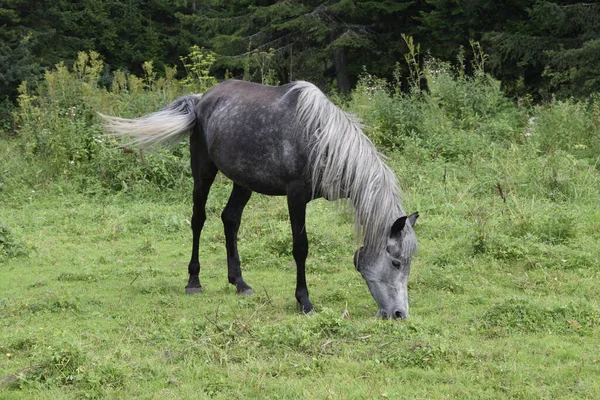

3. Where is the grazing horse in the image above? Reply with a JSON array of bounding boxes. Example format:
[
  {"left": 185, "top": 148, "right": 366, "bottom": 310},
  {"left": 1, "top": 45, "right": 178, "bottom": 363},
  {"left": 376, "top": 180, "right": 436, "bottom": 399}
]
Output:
[{"left": 101, "top": 80, "right": 418, "bottom": 319}]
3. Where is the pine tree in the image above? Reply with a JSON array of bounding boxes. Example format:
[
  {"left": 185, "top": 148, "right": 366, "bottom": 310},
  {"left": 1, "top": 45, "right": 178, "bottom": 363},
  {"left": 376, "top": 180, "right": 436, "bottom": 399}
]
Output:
[
  {"left": 485, "top": 1, "right": 600, "bottom": 98},
  {"left": 184, "top": 0, "right": 414, "bottom": 92},
  {"left": 0, "top": 0, "right": 41, "bottom": 98}
]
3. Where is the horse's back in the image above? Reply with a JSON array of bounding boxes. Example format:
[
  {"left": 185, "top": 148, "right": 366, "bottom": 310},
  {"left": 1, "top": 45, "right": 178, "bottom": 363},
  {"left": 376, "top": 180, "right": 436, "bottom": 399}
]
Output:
[{"left": 196, "top": 80, "right": 310, "bottom": 195}]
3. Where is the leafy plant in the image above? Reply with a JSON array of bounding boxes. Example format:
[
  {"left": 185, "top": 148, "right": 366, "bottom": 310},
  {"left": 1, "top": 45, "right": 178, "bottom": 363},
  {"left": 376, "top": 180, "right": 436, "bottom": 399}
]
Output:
[
  {"left": 180, "top": 45, "right": 218, "bottom": 92},
  {"left": 0, "top": 223, "right": 28, "bottom": 261}
]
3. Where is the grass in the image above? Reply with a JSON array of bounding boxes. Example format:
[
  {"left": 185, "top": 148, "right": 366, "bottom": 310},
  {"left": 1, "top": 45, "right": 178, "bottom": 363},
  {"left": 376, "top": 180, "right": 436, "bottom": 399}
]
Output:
[{"left": 1, "top": 151, "right": 599, "bottom": 398}]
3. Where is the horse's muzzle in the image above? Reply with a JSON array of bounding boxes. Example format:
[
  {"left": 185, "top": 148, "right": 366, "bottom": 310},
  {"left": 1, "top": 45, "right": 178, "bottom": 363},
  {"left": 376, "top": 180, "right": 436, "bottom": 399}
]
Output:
[{"left": 378, "top": 309, "right": 408, "bottom": 320}]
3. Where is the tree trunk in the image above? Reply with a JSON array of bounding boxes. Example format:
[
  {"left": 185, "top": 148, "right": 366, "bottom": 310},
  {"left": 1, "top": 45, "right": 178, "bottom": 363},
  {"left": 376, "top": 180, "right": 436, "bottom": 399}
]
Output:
[{"left": 329, "top": 31, "right": 350, "bottom": 93}]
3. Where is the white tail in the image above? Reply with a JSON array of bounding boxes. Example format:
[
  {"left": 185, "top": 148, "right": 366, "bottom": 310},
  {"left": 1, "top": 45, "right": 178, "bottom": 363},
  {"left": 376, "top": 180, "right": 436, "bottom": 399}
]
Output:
[{"left": 99, "top": 94, "right": 203, "bottom": 149}]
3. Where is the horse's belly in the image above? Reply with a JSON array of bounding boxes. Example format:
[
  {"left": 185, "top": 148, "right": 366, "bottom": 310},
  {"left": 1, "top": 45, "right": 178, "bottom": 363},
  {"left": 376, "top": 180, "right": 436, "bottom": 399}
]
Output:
[
  {"left": 218, "top": 163, "right": 289, "bottom": 195},
  {"left": 209, "top": 136, "right": 306, "bottom": 196}
]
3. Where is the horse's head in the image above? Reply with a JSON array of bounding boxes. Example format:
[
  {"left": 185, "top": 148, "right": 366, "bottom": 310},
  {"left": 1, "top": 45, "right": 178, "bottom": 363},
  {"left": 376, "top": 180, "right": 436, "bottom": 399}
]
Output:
[{"left": 354, "top": 212, "right": 418, "bottom": 319}]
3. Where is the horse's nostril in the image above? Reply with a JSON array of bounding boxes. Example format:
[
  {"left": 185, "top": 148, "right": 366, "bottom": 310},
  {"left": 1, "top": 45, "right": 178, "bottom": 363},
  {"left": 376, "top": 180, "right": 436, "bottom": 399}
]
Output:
[{"left": 394, "top": 310, "right": 405, "bottom": 319}]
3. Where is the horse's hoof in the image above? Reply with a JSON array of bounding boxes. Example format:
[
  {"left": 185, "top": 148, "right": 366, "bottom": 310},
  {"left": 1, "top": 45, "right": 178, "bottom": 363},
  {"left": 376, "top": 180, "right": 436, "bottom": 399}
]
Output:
[
  {"left": 185, "top": 287, "right": 203, "bottom": 295},
  {"left": 299, "top": 301, "right": 314, "bottom": 314},
  {"left": 237, "top": 288, "right": 254, "bottom": 296}
]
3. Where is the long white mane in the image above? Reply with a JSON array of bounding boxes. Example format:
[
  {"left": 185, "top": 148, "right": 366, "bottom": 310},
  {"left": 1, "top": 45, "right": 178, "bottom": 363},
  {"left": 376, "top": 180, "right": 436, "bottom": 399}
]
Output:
[{"left": 291, "top": 81, "right": 406, "bottom": 252}]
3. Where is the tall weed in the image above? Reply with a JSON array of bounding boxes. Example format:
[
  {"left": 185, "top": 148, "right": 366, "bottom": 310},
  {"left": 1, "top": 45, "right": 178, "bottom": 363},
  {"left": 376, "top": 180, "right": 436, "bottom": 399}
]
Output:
[
  {"left": 532, "top": 97, "right": 600, "bottom": 162},
  {"left": 350, "top": 48, "right": 525, "bottom": 160},
  {"left": 10, "top": 49, "right": 217, "bottom": 195}
]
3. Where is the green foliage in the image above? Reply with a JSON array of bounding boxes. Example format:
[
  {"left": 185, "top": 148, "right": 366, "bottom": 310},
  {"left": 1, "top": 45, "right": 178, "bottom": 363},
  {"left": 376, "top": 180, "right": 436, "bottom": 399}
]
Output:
[
  {"left": 0, "top": 0, "right": 197, "bottom": 99},
  {"left": 485, "top": 1, "right": 600, "bottom": 99},
  {"left": 192, "top": 0, "right": 415, "bottom": 91},
  {"left": 349, "top": 43, "right": 523, "bottom": 158},
  {"left": 9, "top": 50, "right": 216, "bottom": 194},
  {"left": 401, "top": 33, "right": 424, "bottom": 93},
  {"left": 179, "top": 45, "right": 218, "bottom": 91},
  {"left": 0, "top": 32, "right": 40, "bottom": 99},
  {"left": 531, "top": 97, "right": 600, "bottom": 161},
  {"left": 4, "top": 344, "right": 125, "bottom": 394},
  {"left": 0, "top": 223, "right": 28, "bottom": 261},
  {"left": 477, "top": 299, "right": 599, "bottom": 335},
  {"left": 2, "top": 0, "right": 600, "bottom": 100},
  {"left": 249, "top": 49, "right": 280, "bottom": 86}
]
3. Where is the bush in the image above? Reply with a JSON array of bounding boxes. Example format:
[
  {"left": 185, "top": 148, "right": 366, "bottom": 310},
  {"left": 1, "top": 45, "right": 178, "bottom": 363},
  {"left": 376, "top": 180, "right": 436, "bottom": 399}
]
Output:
[
  {"left": 349, "top": 53, "right": 526, "bottom": 161},
  {"left": 531, "top": 97, "right": 600, "bottom": 161},
  {"left": 11, "top": 50, "right": 215, "bottom": 194}
]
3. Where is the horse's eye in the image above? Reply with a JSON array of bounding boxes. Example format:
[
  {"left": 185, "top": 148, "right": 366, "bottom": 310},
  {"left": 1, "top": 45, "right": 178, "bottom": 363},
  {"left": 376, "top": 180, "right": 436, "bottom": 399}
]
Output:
[{"left": 391, "top": 260, "right": 401, "bottom": 269}]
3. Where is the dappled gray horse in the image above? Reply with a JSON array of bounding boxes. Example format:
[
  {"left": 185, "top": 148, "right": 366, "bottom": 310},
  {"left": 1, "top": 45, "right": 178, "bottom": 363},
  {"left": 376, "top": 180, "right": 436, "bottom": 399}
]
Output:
[{"left": 101, "top": 80, "right": 418, "bottom": 319}]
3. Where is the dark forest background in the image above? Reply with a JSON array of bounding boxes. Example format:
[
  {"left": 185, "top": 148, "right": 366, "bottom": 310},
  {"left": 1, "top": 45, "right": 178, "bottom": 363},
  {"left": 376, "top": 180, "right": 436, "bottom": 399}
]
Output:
[{"left": 1, "top": 0, "right": 599, "bottom": 101}]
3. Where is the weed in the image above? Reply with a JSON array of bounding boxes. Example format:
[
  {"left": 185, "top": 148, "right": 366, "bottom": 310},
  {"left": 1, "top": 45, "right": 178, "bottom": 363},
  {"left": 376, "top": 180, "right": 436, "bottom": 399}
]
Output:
[
  {"left": 533, "top": 98, "right": 599, "bottom": 159},
  {"left": 5, "top": 344, "right": 125, "bottom": 396},
  {"left": 9, "top": 346, "right": 87, "bottom": 389},
  {"left": 416, "top": 272, "right": 465, "bottom": 294},
  {"left": 384, "top": 342, "right": 456, "bottom": 369},
  {"left": 56, "top": 272, "right": 99, "bottom": 282},
  {"left": 0, "top": 224, "right": 29, "bottom": 261},
  {"left": 476, "top": 299, "right": 599, "bottom": 335}
]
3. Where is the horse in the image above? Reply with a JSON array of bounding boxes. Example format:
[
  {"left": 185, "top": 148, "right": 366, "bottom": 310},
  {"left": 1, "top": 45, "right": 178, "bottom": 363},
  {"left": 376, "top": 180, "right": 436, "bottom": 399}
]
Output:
[{"left": 100, "top": 80, "right": 418, "bottom": 319}]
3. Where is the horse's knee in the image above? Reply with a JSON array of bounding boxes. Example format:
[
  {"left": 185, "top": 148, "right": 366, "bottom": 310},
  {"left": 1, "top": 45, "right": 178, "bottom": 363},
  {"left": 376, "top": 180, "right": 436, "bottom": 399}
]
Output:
[
  {"left": 292, "top": 243, "right": 308, "bottom": 263},
  {"left": 191, "top": 210, "right": 206, "bottom": 230}
]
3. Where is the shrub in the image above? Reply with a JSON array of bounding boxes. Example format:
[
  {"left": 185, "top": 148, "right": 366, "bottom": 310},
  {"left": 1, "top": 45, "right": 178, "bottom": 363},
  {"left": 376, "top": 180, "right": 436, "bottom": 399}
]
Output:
[
  {"left": 532, "top": 97, "right": 600, "bottom": 160},
  {"left": 350, "top": 51, "right": 526, "bottom": 161},
  {"left": 11, "top": 49, "right": 217, "bottom": 194}
]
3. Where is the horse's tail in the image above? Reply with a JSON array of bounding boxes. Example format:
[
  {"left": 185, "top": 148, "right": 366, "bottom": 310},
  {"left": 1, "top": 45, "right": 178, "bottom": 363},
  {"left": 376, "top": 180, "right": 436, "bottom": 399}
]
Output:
[{"left": 99, "top": 94, "right": 203, "bottom": 149}]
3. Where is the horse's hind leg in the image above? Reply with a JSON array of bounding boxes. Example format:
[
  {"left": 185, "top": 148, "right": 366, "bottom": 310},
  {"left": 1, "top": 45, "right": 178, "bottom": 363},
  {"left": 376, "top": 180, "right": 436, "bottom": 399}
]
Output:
[
  {"left": 222, "top": 184, "right": 253, "bottom": 295},
  {"left": 185, "top": 159, "right": 217, "bottom": 294}
]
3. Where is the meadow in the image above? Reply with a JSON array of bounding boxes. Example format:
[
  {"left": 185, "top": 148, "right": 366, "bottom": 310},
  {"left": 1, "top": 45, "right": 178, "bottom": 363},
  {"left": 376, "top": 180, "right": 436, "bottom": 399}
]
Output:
[{"left": 1, "top": 52, "right": 599, "bottom": 398}]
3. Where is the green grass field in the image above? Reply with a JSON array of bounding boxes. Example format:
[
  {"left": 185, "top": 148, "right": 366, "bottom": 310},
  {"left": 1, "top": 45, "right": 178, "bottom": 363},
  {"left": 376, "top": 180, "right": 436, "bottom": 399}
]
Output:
[{"left": 2, "top": 147, "right": 599, "bottom": 398}]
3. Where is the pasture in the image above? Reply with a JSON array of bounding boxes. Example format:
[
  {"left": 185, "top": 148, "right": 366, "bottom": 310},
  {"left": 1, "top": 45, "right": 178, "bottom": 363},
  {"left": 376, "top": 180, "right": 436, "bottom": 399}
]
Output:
[
  {"left": 2, "top": 155, "right": 599, "bottom": 398},
  {"left": 1, "top": 58, "right": 599, "bottom": 398}
]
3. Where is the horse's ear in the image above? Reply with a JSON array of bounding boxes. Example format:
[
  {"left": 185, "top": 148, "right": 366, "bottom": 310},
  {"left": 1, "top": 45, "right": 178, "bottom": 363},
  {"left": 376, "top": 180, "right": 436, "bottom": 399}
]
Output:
[
  {"left": 408, "top": 211, "right": 419, "bottom": 227},
  {"left": 390, "top": 216, "right": 407, "bottom": 238},
  {"left": 390, "top": 212, "right": 418, "bottom": 239}
]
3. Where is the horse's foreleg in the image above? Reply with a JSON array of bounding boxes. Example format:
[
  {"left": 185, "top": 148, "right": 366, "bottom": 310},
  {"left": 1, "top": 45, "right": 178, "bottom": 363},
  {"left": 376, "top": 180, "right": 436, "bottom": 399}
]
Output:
[
  {"left": 222, "top": 184, "right": 253, "bottom": 295},
  {"left": 287, "top": 191, "right": 313, "bottom": 313},
  {"left": 185, "top": 161, "right": 217, "bottom": 294}
]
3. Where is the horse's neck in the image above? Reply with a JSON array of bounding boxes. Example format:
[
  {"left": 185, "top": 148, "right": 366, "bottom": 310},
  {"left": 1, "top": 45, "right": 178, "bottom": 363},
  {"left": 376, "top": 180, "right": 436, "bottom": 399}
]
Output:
[{"left": 353, "top": 172, "right": 404, "bottom": 251}]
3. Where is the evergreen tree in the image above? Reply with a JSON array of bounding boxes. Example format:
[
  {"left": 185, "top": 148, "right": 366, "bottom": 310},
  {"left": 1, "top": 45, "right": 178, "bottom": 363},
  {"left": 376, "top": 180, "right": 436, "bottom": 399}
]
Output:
[
  {"left": 2, "top": 0, "right": 599, "bottom": 100},
  {"left": 0, "top": 0, "right": 197, "bottom": 98},
  {"left": 0, "top": 0, "right": 40, "bottom": 98},
  {"left": 185, "top": 0, "right": 414, "bottom": 92},
  {"left": 419, "top": 0, "right": 534, "bottom": 70},
  {"left": 485, "top": 1, "right": 600, "bottom": 98}
]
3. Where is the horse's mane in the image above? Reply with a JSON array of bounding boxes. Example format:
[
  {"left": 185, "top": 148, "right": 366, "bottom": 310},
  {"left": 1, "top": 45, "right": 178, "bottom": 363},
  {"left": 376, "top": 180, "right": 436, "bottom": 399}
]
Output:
[{"left": 291, "top": 81, "right": 407, "bottom": 252}]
